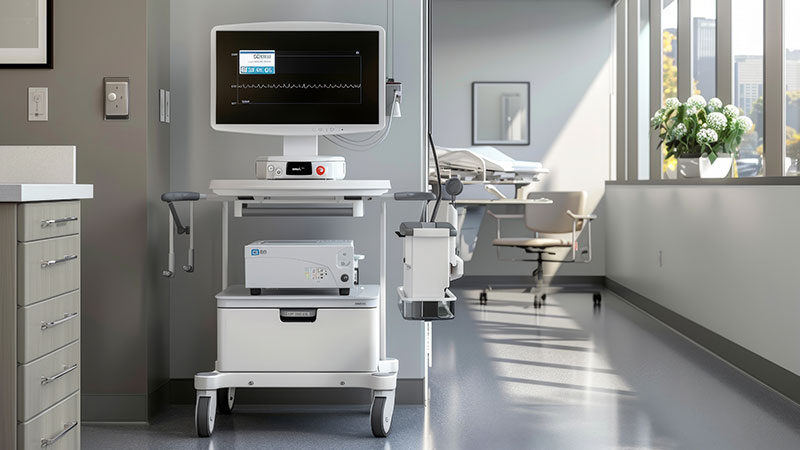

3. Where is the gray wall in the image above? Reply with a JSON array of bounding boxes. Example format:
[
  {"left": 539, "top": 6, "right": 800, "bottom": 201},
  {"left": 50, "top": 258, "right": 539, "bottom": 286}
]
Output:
[
  {"left": 432, "top": 0, "right": 614, "bottom": 276},
  {"left": 605, "top": 185, "right": 800, "bottom": 377},
  {"left": 168, "top": 0, "right": 428, "bottom": 380},
  {"left": 0, "top": 0, "right": 170, "bottom": 421},
  {"left": 146, "top": 0, "right": 171, "bottom": 417}
]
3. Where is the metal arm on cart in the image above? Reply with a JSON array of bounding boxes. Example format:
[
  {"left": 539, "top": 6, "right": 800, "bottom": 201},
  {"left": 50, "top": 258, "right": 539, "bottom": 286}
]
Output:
[{"left": 161, "top": 191, "right": 207, "bottom": 277}]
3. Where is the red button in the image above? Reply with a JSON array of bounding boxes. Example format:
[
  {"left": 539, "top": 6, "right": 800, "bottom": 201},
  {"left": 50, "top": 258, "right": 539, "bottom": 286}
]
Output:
[{"left": 316, "top": 166, "right": 325, "bottom": 175}]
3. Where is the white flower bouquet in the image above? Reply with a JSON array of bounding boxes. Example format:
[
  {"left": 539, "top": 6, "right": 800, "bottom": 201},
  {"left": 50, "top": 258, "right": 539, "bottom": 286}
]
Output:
[{"left": 651, "top": 95, "right": 754, "bottom": 164}]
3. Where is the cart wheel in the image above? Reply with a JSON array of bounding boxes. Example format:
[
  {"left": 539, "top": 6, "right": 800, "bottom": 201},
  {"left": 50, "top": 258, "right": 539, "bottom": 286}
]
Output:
[
  {"left": 195, "top": 394, "right": 216, "bottom": 437},
  {"left": 217, "top": 387, "right": 235, "bottom": 415},
  {"left": 370, "top": 396, "right": 392, "bottom": 437},
  {"left": 479, "top": 291, "right": 487, "bottom": 305},
  {"left": 593, "top": 293, "right": 602, "bottom": 307}
]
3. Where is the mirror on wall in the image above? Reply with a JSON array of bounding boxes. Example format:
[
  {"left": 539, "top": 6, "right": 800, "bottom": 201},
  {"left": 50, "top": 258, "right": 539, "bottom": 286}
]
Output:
[{"left": 472, "top": 82, "right": 530, "bottom": 145}]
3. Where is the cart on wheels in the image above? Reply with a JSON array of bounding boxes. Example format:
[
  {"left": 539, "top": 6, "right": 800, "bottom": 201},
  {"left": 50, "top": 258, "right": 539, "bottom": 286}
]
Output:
[{"left": 165, "top": 180, "right": 399, "bottom": 438}]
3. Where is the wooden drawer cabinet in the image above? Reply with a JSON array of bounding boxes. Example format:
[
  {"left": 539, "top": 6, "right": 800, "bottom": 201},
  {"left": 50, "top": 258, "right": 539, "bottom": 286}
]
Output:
[
  {"left": 18, "top": 341, "right": 80, "bottom": 422},
  {"left": 17, "top": 393, "right": 80, "bottom": 450},
  {"left": 17, "top": 235, "right": 81, "bottom": 307},
  {"left": 2, "top": 201, "right": 84, "bottom": 450},
  {"left": 17, "top": 201, "right": 80, "bottom": 243},
  {"left": 17, "top": 291, "right": 80, "bottom": 364}
]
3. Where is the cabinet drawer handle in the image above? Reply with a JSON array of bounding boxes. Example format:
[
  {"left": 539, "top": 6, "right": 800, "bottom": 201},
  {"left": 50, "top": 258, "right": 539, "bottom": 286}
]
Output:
[
  {"left": 40, "top": 254, "right": 78, "bottom": 268},
  {"left": 41, "top": 216, "right": 78, "bottom": 227},
  {"left": 40, "top": 421, "right": 78, "bottom": 447},
  {"left": 41, "top": 312, "right": 78, "bottom": 330},
  {"left": 41, "top": 363, "right": 78, "bottom": 385}
]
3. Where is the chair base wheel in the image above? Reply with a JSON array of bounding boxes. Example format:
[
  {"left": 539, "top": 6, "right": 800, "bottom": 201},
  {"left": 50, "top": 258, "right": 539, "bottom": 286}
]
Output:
[
  {"left": 479, "top": 291, "right": 488, "bottom": 305},
  {"left": 593, "top": 293, "right": 602, "bottom": 307}
]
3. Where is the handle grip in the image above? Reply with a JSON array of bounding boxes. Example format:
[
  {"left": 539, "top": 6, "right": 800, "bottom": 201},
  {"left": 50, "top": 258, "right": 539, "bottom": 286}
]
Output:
[
  {"left": 41, "top": 312, "right": 78, "bottom": 330},
  {"left": 41, "top": 216, "right": 78, "bottom": 227},
  {"left": 40, "top": 255, "right": 78, "bottom": 268},
  {"left": 41, "top": 421, "right": 78, "bottom": 447},
  {"left": 41, "top": 364, "right": 78, "bottom": 385}
]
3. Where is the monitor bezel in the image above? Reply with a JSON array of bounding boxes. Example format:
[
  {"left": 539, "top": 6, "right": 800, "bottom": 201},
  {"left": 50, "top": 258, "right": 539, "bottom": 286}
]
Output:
[{"left": 210, "top": 22, "right": 386, "bottom": 136}]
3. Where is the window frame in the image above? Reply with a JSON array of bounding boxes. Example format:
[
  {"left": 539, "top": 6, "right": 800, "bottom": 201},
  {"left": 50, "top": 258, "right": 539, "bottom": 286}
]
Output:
[{"left": 615, "top": 0, "right": 789, "bottom": 181}]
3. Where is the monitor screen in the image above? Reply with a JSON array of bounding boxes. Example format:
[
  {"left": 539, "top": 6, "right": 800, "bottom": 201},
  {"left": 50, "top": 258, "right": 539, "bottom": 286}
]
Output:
[{"left": 215, "top": 30, "right": 380, "bottom": 125}]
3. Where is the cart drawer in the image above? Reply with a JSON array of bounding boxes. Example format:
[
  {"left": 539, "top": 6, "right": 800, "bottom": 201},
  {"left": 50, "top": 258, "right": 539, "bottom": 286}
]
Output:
[
  {"left": 18, "top": 235, "right": 80, "bottom": 306},
  {"left": 217, "top": 307, "right": 379, "bottom": 372},
  {"left": 17, "top": 392, "right": 79, "bottom": 450},
  {"left": 17, "top": 201, "right": 80, "bottom": 242},
  {"left": 18, "top": 341, "right": 80, "bottom": 422},
  {"left": 18, "top": 291, "right": 80, "bottom": 364}
]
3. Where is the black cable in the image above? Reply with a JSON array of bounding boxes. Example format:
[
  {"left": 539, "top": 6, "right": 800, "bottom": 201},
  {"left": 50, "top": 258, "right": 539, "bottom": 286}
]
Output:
[{"left": 428, "top": 132, "right": 443, "bottom": 222}]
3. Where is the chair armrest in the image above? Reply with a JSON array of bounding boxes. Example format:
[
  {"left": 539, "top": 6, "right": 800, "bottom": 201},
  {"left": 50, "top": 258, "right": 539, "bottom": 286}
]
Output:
[{"left": 567, "top": 210, "right": 597, "bottom": 221}]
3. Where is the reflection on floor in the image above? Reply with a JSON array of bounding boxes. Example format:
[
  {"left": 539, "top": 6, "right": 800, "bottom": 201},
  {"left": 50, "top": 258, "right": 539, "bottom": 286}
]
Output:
[{"left": 83, "top": 288, "right": 800, "bottom": 450}]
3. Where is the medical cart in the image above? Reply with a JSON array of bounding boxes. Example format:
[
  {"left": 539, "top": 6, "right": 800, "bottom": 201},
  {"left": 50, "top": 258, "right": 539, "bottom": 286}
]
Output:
[{"left": 190, "top": 179, "right": 398, "bottom": 438}]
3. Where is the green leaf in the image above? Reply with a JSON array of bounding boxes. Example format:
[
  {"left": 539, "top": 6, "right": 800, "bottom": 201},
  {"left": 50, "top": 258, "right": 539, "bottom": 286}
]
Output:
[{"left": 708, "top": 151, "right": 717, "bottom": 164}]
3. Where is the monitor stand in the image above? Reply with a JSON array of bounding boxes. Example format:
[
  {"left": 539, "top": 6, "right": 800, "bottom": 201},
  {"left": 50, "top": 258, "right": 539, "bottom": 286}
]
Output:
[{"left": 256, "top": 136, "right": 346, "bottom": 180}]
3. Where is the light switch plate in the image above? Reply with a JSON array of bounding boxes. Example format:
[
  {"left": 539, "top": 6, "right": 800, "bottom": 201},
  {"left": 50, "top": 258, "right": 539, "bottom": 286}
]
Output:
[
  {"left": 28, "top": 87, "right": 48, "bottom": 121},
  {"left": 165, "top": 90, "right": 170, "bottom": 123},
  {"left": 159, "top": 89, "right": 166, "bottom": 122},
  {"left": 104, "top": 77, "right": 130, "bottom": 119}
]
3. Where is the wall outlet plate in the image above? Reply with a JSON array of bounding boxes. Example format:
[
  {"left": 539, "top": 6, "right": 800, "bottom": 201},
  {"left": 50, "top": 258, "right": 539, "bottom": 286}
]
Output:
[
  {"left": 28, "top": 87, "right": 48, "bottom": 121},
  {"left": 104, "top": 77, "right": 130, "bottom": 120}
]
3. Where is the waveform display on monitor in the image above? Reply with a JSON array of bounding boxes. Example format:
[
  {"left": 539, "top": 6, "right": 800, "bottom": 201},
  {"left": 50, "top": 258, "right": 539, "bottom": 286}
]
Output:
[
  {"left": 233, "top": 83, "right": 363, "bottom": 90},
  {"left": 231, "top": 51, "right": 363, "bottom": 105}
]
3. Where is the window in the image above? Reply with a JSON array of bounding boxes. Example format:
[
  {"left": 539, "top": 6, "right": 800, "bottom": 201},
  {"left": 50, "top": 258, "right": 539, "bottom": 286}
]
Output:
[
  {"left": 732, "top": 0, "right": 764, "bottom": 177},
  {"left": 692, "top": 0, "right": 716, "bottom": 98},
  {"left": 786, "top": 0, "right": 800, "bottom": 175},
  {"left": 662, "top": 0, "right": 678, "bottom": 178},
  {"left": 639, "top": 0, "right": 651, "bottom": 179},
  {"left": 617, "top": 0, "right": 800, "bottom": 180}
]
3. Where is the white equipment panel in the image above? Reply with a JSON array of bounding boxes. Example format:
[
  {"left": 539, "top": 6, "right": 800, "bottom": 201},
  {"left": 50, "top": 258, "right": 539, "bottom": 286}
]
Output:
[{"left": 245, "top": 240, "right": 356, "bottom": 291}]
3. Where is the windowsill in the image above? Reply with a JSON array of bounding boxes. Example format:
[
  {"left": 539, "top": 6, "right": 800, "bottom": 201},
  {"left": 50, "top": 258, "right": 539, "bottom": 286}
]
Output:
[{"left": 606, "top": 177, "right": 800, "bottom": 186}]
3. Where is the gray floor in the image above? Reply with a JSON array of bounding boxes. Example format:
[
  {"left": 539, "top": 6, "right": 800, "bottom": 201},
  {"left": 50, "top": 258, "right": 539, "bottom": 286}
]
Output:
[{"left": 83, "top": 288, "right": 800, "bottom": 449}]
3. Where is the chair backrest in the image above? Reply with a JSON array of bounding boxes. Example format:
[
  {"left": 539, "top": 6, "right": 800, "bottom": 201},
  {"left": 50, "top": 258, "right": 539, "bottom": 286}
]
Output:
[{"left": 524, "top": 191, "right": 587, "bottom": 234}]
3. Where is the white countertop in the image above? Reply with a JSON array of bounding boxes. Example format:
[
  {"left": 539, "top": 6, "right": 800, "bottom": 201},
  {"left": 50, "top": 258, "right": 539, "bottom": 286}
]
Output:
[{"left": 0, "top": 184, "right": 94, "bottom": 202}]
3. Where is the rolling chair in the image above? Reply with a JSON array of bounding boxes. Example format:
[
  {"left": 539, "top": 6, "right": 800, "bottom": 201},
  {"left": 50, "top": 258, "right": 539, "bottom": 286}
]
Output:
[{"left": 479, "top": 191, "right": 601, "bottom": 308}]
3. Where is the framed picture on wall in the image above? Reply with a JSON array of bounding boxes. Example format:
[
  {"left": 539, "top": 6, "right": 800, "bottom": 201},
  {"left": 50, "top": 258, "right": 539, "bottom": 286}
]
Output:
[
  {"left": 472, "top": 81, "right": 530, "bottom": 146},
  {"left": 0, "top": 0, "right": 53, "bottom": 68}
]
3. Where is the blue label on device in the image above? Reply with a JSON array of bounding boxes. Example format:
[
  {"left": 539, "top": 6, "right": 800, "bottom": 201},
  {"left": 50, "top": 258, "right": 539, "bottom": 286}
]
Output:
[{"left": 239, "top": 50, "right": 275, "bottom": 75}]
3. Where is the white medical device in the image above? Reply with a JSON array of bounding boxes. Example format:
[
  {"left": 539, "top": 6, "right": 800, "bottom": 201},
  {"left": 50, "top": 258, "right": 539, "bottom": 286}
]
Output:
[
  {"left": 244, "top": 240, "right": 359, "bottom": 295},
  {"left": 394, "top": 135, "right": 464, "bottom": 321},
  {"left": 255, "top": 157, "right": 346, "bottom": 180},
  {"left": 210, "top": 21, "right": 386, "bottom": 179}
]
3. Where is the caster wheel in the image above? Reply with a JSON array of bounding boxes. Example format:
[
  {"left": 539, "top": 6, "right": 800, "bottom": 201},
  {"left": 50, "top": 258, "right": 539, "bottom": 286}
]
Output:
[
  {"left": 479, "top": 291, "right": 487, "bottom": 305},
  {"left": 217, "top": 387, "right": 235, "bottom": 415},
  {"left": 195, "top": 394, "right": 216, "bottom": 437},
  {"left": 541, "top": 294, "right": 547, "bottom": 302},
  {"left": 593, "top": 293, "right": 602, "bottom": 306},
  {"left": 533, "top": 297, "right": 542, "bottom": 309},
  {"left": 370, "top": 394, "right": 394, "bottom": 437}
]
